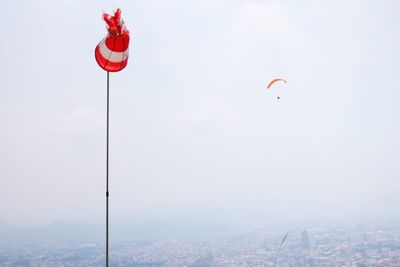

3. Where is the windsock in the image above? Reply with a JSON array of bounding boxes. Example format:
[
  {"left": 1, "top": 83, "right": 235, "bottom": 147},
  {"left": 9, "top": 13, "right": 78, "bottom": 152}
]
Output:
[{"left": 95, "top": 8, "right": 130, "bottom": 72}]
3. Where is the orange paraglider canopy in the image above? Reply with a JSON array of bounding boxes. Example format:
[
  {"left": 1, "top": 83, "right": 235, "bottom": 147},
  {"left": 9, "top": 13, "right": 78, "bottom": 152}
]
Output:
[{"left": 267, "top": 78, "right": 287, "bottom": 89}]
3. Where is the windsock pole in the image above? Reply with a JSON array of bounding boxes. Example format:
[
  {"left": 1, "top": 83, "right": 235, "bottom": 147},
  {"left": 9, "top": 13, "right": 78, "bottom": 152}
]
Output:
[
  {"left": 106, "top": 71, "right": 110, "bottom": 267},
  {"left": 95, "top": 8, "right": 130, "bottom": 266}
]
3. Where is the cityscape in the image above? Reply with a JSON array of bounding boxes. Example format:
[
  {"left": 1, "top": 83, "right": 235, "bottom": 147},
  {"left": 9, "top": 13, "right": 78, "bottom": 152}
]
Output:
[
  {"left": 2, "top": 1, "right": 400, "bottom": 267},
  {"left": 1, "top": 221, "right": 400, "bottom": 266}
]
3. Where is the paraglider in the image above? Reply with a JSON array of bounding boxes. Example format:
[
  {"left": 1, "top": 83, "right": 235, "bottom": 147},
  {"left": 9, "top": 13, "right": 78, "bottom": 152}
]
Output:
[
  {"left": 266, "top": 78, "right": 287, "bottom": 99},
  {"left": 267, "top": 78, "right": 287, "bottom": 89}
]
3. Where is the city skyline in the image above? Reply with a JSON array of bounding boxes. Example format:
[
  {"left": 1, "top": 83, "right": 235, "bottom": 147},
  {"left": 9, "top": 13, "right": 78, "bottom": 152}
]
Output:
[{"left": 1, "top": 220, "right": 400, "bottom": 266}]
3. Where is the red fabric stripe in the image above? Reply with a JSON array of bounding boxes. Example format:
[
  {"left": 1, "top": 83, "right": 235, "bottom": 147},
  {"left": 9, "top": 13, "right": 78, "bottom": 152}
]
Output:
[
  {"left": 95, "top": 46, "right": 128, "bottom": 72},
  {"left": 105, "top": 34, "right": 130, "bottom": 52}
]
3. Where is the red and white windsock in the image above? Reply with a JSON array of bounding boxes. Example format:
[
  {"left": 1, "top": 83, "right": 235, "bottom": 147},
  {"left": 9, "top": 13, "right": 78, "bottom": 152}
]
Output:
[{"left": 95, "top": 8, "right": 130, "bottom": 72}]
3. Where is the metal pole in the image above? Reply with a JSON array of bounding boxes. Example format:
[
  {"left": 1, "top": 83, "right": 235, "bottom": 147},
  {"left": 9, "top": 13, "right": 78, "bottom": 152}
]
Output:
[{"left": 106, "top": 71, "right": 110, "bottom": 267}]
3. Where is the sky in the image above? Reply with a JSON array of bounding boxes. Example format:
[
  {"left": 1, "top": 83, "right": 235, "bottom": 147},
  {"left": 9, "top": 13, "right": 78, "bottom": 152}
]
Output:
[{"left": 1, "top": 0, "right": 400, "bottom": 226}]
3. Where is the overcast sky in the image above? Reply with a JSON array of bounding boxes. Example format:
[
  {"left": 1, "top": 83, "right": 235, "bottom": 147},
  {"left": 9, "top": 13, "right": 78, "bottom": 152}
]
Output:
[{"left": 1, "top": 0, "right": 400, "bottom": 225}]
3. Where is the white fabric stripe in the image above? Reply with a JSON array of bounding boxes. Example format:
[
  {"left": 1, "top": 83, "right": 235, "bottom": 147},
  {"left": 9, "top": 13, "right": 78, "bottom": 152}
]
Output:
[{"left": 98, "top": 38, "right": 129, "bottom": 63}]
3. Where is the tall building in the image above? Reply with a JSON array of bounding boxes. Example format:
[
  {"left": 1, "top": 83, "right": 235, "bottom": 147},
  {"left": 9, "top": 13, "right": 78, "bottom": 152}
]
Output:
[{"left": 301, "top": 230, "right": 311, "bottom": 249}]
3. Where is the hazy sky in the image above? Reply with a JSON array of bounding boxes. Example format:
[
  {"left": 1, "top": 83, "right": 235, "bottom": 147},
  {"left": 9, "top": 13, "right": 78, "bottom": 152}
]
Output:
[{"left": 1, "top": 0, "right": 400, "bottom": 225}]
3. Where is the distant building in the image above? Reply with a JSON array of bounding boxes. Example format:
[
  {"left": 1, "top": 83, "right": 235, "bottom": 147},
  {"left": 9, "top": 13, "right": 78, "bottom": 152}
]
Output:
[{"left": 301, "top": 230, "right": 311, "bottom": 249}]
